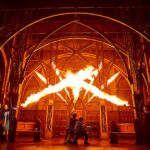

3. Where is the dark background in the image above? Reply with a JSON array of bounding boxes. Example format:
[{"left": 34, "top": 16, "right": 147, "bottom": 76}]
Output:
[{"left": 0, "top": 0, "right": 150, "bottom": 9}]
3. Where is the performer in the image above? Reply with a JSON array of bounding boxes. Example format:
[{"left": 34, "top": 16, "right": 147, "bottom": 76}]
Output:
[
  {"left": 0, "top": 103, "right": 4, "bottom": 141},
  {"left": 2, "top": 104, "right": 10, "bottom": 141},
  {"left": 64, "top": 112, "right": 77, "bottom": 144},
  {"left": 143, "top": 101, "right": 150, "bottom": 144},
  {"left": 71, "top": 117, "right": 89, "bottom": 145}
]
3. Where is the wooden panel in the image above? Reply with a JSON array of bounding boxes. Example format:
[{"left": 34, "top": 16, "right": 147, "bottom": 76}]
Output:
[
  {"left": 86, "top": 102, "right": 99, "bottom": 111},
  {"left": 118, "top": 123, "right": 135, "bottom": 132},
  {"left": 119, "top": 111, "right": 134, "bottom": 123},
  {"left": 16, "top": 122, "right": 35, "bottom": 131},
  {"left": 52, "top": 110, "right": 67, "bottom": 136},
  {"left": 107, "top": 110, "right": 134, "bottom": 132},
  {"left": 86, "top": 110, "right": 100, "bottom": 137}
]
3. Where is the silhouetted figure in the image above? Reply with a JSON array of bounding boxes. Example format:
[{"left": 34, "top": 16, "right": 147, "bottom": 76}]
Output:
[
  {"left": 134, "top": 118, "right": 143, "bottom": 145},
  {"left": 143, "top": 103, "right": 150, "bottom": 145},
  {"left": 1, "top": 104, "right": 10, "bottom": 142},
  {"left": 0, "top": 104, "right": 4, "bottom": 142},
  {"left": 110, "top": 121, "right": 119, "bottom": 144},
  {"left": 0, "top": 123, "right": 4, "bottom": 142},
  {"left": 8, "top": 117, "right": 17, "bottom": 143},
  {"left": 64, "top": 112, "right": 77, "bottom": 144},
  {"left": 71, "top": 117, "right": 89, "bottom": 145},
  {"left": 33, "top": 119, "right": 41, "bottom": 142}
]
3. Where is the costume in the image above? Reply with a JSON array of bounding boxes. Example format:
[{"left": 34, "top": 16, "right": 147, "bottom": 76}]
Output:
[
  {"left": 64, "top": 113, "right": 77, "bottom": 144},
  {"left": 0, "top": 109, "right": 4, "bottom": 141},
  {"left": 1, "top": 105, "right": 10, "bottom": 141},
  {"left": 71, "top": 117, "right": 89, "bottom": 145}
]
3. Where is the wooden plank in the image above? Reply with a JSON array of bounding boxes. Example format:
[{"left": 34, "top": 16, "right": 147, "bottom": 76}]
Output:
[
  {"left": 16, "top": 122, "right": 35, "bottom": 132},
  {"left": 117, "top": 123, "right": 135, "bottom": 132}
]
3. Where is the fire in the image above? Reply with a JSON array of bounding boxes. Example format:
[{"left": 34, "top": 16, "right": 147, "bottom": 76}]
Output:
[
  {"left": 52, "top": 61, "right": 71, "bottom": 99},
  {"left": 83, "top": 62, "right": 102, "bottom": 99},
  {"left": 35, "top": 71, "right": 47, "bottom": 84},
  {"left": 21, "top": 66, "right": 128, "bottom": 107},
  {"left": 35, "top": 71, "right": 67, "bottom": 103},
  {"left": 101, "top": 72, "right": 120, "bottom": 89},
  {"left": 88, "top": 72, "right": 120, "bottom": 103}
]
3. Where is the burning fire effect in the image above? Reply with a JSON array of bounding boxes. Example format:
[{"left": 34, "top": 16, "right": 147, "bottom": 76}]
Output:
[
  {"left": 21, "top": 65, "right": 128, "bottom": 107},
  {"left": 35, "top": 71, "right": 47, "bottom": 84}
]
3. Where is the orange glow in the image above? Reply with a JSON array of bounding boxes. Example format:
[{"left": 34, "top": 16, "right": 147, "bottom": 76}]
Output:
[{"left": 21, "top": 66, "right": 128, "bottom": 107}]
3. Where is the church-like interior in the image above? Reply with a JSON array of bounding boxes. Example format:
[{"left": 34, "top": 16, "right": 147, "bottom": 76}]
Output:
[{"left": 0, "top": 0, "right": 150, "bottom": 147}]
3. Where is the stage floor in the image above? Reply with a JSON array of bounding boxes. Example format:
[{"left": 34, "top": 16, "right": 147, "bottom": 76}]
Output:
[{"left": 0, "top": 137, "right": 150, "bottom": 150}]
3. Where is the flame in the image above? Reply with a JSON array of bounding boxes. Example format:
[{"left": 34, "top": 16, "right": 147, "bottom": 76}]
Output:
[
  {"left": 67, "top": 66, "right": 98, "bottom": 103},
  {"left": 83, "top": 62, "right": 102, "bottom": 99},
  {"left": 35, "top": 71, "right": 67, "bottom": 103},
  {"left": 107, "top": 72, "right": 120, "bottom": 86},
  {"left": 35, "top": 71, "right": 47, "bottom": 84},
  {"left": 88, "top": 72, "right": 120, "bottom": 103},
  {"left": 55, "top": 92, "right": 67, "bottom": 103},
  {"left": 81, "top": 81, "right": 128, "bottom": 106},
  {"left": 52, "top": 61, "right": 71, "bottom": 99},
  {"left": 21, "top": 66, "right": 128, "bottom": 107},
  {"left": 101, "top": 72, "right": 120, "bottom": 89}
]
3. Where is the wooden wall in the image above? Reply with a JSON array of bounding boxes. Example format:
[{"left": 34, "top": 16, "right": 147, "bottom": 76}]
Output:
[
  {"left": 107, "top": 110, "right": 134, "bottom": 131},
  {"left": 52, "top": 110, "right": 67, "bottom": 136},
  {"left": 18, "top": 103, "right": 135, "bottom": 138},
  {"left": 18, "top": 109, "right": 46, "bottom": 136}
]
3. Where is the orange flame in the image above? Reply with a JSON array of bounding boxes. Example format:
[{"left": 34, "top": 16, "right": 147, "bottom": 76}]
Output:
[
  {"left": 21, "top": 66, "right": 128, "bottom": 107},
  {"left": 88, "top": 72, "right": 120, "bottom": 103},
  {"left": 83, "top": 62, "right": 102, "bottom": 99},
  {"left": 101, "top": 72, "right": 120, "bottom": 89},
  {"left": 52, "top": 61, "right": 71, "bottom": 99},
  {"left": 35, "top": 71, "right": 47, "bottom": 84},
  {"left": 35, "top": 71, "right": 67, "bottom": 103}
]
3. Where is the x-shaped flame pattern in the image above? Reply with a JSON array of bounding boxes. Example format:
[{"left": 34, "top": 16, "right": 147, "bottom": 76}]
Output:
[{"left": 21, "top": 62, "right": 128, "bottom": 107}]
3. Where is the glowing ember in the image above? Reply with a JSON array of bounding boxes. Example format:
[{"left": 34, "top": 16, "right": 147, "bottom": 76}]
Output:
[{"left": 21, "top": 66, "right": 128, "bottom": 107}]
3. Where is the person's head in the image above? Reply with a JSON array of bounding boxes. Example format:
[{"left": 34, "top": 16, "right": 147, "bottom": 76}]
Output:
[
  {"left": 79, "top": 117, "right": 83, "bottom": 122},
  {"left": 72, "top": 112, "right": 77, "bottom": 118}
]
